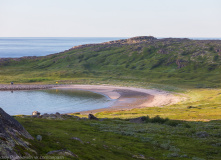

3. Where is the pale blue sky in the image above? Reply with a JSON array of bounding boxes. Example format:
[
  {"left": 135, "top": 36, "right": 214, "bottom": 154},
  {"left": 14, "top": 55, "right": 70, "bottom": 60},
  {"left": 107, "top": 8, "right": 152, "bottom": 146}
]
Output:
[{"left": 0, "top": 0, "right": 220, "bottom": 37}]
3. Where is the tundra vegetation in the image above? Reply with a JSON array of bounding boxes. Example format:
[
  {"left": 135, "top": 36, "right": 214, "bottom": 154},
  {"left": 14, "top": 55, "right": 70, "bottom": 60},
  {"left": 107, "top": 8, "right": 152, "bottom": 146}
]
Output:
[{"left": 0, "top": 37, "right": 221, "bottom": 159}]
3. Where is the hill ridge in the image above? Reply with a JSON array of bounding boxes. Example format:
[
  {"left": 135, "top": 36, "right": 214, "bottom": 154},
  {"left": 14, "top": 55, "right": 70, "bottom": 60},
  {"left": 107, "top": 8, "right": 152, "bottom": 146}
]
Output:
[{"left": 0, "top": 36, "right": 221, "bottom": 87}]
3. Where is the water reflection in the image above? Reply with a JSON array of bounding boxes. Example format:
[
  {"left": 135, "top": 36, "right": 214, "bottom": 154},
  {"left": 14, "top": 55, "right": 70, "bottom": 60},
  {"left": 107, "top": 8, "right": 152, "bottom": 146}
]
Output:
[
  {"left": 0, "top": 89, "right": 114, "bottom": 115},
  {"left": 44, "top": 89, "right": 104, "bottom": 99}
]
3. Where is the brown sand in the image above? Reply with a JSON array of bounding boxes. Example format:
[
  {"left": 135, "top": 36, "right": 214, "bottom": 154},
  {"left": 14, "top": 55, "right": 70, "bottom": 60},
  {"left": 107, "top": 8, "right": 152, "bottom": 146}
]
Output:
[{"left": 54, "top": 85, "right": 182, "bottom": 115}]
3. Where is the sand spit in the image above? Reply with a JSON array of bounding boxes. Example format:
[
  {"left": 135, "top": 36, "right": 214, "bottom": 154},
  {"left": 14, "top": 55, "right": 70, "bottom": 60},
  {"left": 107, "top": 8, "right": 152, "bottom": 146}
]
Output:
[{"left": 55, "top": 85, "right": 182, "bottom": 114}]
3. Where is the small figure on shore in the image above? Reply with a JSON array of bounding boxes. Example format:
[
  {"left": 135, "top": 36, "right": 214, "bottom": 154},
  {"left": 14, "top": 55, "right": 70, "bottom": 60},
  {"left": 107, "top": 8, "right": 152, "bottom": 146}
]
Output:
[{"left": 11, "top": 82, "right": 13, "bottom": 85}]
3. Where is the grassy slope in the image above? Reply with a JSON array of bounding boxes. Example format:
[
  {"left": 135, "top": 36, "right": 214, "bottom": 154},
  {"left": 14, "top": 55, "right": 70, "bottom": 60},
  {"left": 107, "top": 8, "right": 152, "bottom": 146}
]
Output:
[
  {"left": 15, "top": 116, "right": 221, "bottom": 160},
  {"left": 0, "top": 36, "right": 221, "bottom": 88}
]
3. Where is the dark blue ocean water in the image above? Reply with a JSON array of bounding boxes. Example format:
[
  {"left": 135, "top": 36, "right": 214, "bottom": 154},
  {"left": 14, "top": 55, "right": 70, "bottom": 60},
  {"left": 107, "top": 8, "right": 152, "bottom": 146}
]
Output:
[{"left": 0, "top": 37, "right": 125, "bottom": 58}]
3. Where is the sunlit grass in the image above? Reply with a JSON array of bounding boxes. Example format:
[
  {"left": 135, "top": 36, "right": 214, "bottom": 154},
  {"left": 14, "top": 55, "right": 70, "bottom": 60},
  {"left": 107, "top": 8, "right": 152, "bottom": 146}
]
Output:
[{"left": 95, "top": 89, "right": 221, "bottom": 121}]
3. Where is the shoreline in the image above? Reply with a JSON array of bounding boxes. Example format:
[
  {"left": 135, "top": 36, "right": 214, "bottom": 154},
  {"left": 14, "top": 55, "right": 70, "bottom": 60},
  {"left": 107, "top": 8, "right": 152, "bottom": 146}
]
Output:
[
  {"left": 54, "top": 85, "right": 181, "bottom": 115},
  {"left": 0, "top": 84, "right": 182, "bottom": 115},
  {"left": 0, "top": 84, "right": 57, "bottom": 90}
]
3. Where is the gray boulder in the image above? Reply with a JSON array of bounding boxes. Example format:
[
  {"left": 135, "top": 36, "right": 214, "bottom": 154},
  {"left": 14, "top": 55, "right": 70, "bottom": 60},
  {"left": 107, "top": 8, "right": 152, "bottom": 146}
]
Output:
[
  {"left": 36, "top": 135, "right": 42, "bottom": 141},
  {"left": 88, "top": 114, "right": 99, "bottom": 120},
  {"left": 196, "top": 131, "right": 209, "bottom": 138},
  {"left": 0, "top": 108, "right": 36, "bottom": 158},
  {"left": 42, "top": 113, "right": 49, "bottom": 118},
  {"left": 47, "top": 149, "right": 78, "bottom": 158},
  {"left": 71, "top": 137, "right": 83, "bottom": 144}
]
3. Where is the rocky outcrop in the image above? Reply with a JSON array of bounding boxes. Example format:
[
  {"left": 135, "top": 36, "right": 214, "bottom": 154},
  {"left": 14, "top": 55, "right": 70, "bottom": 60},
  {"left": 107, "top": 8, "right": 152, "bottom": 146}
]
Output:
[
  {"left": 0, "top": 108, "right": 36, "bottom": 159},
  {"left": 31, "top": 112, "right": 79, "bottom": 120},
  {"left": 127, "top": 36, "right": 157, "bottom": 43},
  {"left": 72, "top": 36, "right": 157, "bottom": 50}
]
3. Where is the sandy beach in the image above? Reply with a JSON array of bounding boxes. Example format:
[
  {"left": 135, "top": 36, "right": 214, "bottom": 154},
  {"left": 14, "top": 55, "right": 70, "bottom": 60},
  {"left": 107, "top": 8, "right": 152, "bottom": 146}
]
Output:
[
  {"left": 0, "top": 84, "right": 182, "bottom": 114},
  {"left": 55, "top": 85, "right": 182, "bottom": 114}
]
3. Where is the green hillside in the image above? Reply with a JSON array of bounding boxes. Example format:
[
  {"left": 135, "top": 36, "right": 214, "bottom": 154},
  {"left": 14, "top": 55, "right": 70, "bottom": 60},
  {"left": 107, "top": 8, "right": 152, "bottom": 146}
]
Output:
[{"left": 1, "top": 36, "right": 221, "bottom": 87}]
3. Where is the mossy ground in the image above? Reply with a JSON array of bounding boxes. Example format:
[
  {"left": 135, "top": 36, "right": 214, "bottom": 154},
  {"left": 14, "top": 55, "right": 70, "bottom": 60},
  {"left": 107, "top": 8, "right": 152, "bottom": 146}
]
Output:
[{"left": 15, "top": 116, "right": 221, "bottom": 160}]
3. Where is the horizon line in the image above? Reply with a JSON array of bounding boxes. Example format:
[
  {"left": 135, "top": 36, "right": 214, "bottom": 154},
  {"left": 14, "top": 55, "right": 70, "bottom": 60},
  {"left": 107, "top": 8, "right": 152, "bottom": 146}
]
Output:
[{"left": 0, "top": 36, "right": 221, "bottom": 39}]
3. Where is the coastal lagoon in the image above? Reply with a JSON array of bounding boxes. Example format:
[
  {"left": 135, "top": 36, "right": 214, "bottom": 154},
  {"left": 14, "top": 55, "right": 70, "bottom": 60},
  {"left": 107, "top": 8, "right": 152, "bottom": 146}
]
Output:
[{"left": 0, "top": 89, "right": 115, "bottom": 115}]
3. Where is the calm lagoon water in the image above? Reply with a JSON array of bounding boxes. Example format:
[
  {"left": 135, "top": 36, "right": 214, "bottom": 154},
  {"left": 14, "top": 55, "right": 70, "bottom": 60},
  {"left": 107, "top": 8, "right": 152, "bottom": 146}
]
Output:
[{"left": 0, "top": 89, "right": 115, "bottom": 115}]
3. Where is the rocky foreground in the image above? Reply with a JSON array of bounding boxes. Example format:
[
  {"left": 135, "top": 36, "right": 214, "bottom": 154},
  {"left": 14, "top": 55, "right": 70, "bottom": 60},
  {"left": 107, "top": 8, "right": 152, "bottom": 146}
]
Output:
[
  {"left": 0, "top": 107, "right": 97, "bottom": 159},
  {"left": 0, "top": 108, "right": 35, "bottom": 158}
]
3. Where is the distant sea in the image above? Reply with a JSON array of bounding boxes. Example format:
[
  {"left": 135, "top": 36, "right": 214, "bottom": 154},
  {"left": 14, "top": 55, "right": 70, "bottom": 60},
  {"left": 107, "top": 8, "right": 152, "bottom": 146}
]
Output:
[
  {"left": 0, "top": 37, "right": 125, "bottom": 58},
  {"left": 0, "top": 37, "right": 220, "bottom": 58}
]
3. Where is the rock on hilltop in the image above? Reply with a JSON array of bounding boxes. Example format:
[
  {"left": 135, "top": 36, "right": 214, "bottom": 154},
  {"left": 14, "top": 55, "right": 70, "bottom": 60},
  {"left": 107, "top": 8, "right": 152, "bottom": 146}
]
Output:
[{"left": 72, "top": 36, "right": 157, "bottom": 49}]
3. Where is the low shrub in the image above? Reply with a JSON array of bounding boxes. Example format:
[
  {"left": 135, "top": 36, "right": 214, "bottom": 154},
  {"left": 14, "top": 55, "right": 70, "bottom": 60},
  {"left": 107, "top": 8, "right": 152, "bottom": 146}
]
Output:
[
  {"left": 146, "top": 115, "right": 169, "bottom": 124},
  {"left": 164, "top": 120, "right": 180, "bottom": 127},
  {"left": 145, "top": 116, "right": 191, "bottom": 128}
]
